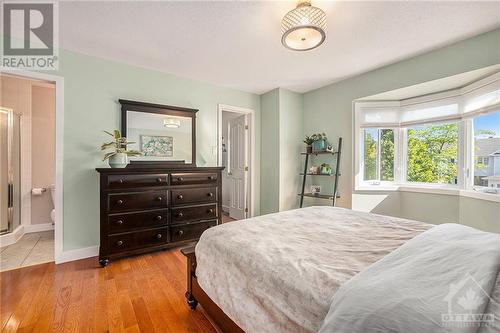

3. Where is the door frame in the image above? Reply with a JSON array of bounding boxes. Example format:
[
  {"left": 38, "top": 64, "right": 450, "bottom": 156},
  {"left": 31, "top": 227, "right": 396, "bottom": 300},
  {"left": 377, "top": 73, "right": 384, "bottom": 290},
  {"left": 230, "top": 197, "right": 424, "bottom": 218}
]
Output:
[
  {"left": 217, "top": 104, "right": 255, "bottom": 218},
  {"left": 1, "top": 69, "right": 64, "bottom": 263}
]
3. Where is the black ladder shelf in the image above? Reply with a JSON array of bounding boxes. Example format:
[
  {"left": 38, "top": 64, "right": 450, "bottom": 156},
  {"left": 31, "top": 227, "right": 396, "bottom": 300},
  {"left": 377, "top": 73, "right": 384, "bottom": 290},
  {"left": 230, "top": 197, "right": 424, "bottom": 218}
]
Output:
[{"left": 299, "top": 137, "right": 343, "bottom": 208}]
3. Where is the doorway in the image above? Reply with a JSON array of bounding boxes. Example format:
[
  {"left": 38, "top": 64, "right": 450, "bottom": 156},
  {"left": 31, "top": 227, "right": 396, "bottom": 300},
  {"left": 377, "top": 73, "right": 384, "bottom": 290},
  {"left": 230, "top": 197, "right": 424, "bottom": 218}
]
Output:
[
  {"left": 218, "top": 104, "right": 255, "bottom": 222},
  {"left": 0, "top": 74, "right": 57, "bottom": 271}
]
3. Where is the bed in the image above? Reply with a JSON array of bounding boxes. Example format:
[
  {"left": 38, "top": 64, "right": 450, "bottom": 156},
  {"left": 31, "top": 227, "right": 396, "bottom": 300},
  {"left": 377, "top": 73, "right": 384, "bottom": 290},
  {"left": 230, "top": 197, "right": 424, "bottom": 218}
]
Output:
[{"left": 181, "top": 206, "right": 500, "bottom": 333}]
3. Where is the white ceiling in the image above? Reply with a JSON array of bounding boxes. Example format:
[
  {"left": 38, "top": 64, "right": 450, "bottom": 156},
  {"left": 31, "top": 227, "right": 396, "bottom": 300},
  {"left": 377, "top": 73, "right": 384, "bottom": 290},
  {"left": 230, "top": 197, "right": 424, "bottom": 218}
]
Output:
[{"left": 59, "top": 1, "right": 500, "bottom": 94}]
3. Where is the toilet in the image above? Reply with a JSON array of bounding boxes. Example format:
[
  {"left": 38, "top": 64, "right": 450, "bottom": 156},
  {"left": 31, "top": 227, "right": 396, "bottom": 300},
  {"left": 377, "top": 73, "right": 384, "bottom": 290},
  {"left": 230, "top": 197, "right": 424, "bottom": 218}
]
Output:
[{"left": 49, "top": 185, "right": 55, "bottom": 223}]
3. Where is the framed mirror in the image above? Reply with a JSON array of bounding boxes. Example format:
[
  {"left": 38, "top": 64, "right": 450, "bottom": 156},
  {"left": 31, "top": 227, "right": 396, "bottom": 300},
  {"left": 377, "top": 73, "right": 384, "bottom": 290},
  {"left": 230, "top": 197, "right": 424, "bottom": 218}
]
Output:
[{"left": 120, "top": 99, "right": 197, "bottom": 167}]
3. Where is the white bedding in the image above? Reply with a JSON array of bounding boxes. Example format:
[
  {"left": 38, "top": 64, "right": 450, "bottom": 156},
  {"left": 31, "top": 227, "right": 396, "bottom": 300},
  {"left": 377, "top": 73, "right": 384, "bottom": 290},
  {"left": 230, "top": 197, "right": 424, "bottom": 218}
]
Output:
[
  {"left": 319, "top": 223, "right": 500, "bottom": 333},
  {"left": 195, "top": 206, "right": 431, "bottom": 333}
]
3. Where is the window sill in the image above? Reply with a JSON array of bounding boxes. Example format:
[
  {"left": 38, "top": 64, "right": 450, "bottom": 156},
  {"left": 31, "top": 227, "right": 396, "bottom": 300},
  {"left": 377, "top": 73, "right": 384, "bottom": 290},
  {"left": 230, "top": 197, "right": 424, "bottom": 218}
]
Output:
[
  {"left": 354, "top": 185, "right": 500, "bottom": 203},
  {"left": 459, "top": 190, "right": 500, "bottom": 203}
]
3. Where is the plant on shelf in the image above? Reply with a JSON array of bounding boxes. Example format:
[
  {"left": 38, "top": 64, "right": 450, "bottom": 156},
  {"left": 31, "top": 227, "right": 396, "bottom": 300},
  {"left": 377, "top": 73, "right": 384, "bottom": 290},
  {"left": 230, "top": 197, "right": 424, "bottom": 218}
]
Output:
[
  {"left": 320, "top": 163, "right": 332, "bottom": 175},
  {"left": 311, "top": 133, "right": 328, "bottom": 152},
  {"left": 303, "top": 135, "right": 315, "bottom": 153},
  {"left": 101, "top": 130, "right": 142, "bottom": 168}
]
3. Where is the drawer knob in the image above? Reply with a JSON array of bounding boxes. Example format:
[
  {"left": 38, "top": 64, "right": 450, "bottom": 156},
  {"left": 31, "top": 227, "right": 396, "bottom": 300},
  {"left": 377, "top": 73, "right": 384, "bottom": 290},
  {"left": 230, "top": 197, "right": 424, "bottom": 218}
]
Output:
[
  {"left": 156, "top": 234, "right": 162, "bottom": 239},
  {"left": 207, "top": 208, "right": 214, "bottom": 214},
  {"left": 155, "top": 215, "right": 162, "bottom": 221},
  {"left": 116, "top": 240, "right": 123, "bottom": 246},
  {"left": 208, "top": 176, "right": 216, "bottom": 180},
  {"left": 156, "top": 196, "right": 163, "bottom": 201},
  {"left": 157, "top": 178, "right": 163, "bottom": 183},
  {"left": 207, "top": 192, "right": 214, "bottom": 197},
  {"left": 116, "top": 199, "right": 123, "bottom": 205},
  {"left": 178, "top": 230, "right": 184, "bottom": 236},
  {"left": 176, "top": 212, "right": 184, "bottom": 218},
  {"left": 177, "top": 177, "right": 184, "bottom": 182},
  {"left": 118, "top": 179, "right": 124, "bottom": 184},
  {"left": 116, "top": 220, "right": 123, "bottom": 225},
  {"left": 177, "top": 194, "right": 183, "bottom": 200}
]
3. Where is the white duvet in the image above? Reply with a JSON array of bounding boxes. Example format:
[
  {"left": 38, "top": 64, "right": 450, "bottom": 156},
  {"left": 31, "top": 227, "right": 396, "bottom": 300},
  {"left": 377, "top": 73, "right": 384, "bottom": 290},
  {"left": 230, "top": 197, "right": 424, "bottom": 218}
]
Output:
[{"left": 195, "top": 206, "right": 431, "bottom": 333}]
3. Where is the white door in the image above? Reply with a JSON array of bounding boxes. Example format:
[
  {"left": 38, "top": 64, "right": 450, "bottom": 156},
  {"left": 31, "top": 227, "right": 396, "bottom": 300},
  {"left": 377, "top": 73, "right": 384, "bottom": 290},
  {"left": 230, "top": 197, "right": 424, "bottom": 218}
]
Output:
[{"left": 227, "top": 115, "right": 247, "bottom": 220}]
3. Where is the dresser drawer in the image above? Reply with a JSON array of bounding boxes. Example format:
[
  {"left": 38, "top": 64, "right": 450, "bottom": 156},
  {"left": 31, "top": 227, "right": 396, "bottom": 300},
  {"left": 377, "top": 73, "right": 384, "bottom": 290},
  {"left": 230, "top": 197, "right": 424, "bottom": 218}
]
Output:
[
  {"left": 108, "top": 209, "right": 169, "bottom": 233},
  {"left": 170, "top": 172, "right": 218, "bottom": 185},
  {"left": 171, "top": 187, "right": 217, "bottom": 205},
  {"left": 171, "top": 204, "right": 217, "bottom": 224},
  {"left": 107, "top": 190, "right": 168, "bottom": 212},
  {"left": 170, "top": 220, "right": 216, "bottom": 242},
  {"left": 107, "top": 174, "right": 168, "bottom": 189},
  {"left": 108, "top": 227, "right": 168, "bottom": 254}
]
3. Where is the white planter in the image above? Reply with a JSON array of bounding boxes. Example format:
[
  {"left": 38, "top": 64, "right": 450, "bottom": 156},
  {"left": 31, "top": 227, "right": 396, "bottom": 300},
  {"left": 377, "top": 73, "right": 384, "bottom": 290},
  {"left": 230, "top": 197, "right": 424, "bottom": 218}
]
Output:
[{"left": 108, "top": 153, "right": 129, "bottom": 168}]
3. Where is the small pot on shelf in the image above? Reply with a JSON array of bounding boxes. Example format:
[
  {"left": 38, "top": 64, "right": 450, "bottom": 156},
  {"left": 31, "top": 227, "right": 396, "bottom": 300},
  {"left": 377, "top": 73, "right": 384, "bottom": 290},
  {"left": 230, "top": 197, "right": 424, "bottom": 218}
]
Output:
[{"left": 306, "top": 145, "right": 313, "bottom": 154}]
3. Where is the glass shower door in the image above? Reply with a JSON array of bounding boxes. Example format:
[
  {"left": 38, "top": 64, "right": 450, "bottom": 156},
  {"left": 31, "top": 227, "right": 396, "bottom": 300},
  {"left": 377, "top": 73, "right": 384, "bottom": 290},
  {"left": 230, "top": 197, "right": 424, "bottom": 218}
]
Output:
[{"left": 0, "top": 107, "right": 21, "bottom": 235}]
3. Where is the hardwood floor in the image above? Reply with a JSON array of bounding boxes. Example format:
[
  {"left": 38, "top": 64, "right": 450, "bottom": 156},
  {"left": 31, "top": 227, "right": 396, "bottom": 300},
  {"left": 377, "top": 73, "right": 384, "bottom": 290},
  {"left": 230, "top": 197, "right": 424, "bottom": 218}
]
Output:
[{"left": 0, "top": 248, "right": 217, "bottom": 333}]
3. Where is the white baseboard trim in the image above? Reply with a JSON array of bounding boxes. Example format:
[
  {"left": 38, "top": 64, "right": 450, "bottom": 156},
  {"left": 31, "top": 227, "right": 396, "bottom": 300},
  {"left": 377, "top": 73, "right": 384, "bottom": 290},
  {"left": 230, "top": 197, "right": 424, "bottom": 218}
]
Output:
[
  {"left": 56, "top": 245, "right": 99, "bottom": 264},
  {"left": 0, "top": 225, "right": 24, "bottom": 247},
  {"left": 24, "top": 223, "right": 54, "bottom": 233}
]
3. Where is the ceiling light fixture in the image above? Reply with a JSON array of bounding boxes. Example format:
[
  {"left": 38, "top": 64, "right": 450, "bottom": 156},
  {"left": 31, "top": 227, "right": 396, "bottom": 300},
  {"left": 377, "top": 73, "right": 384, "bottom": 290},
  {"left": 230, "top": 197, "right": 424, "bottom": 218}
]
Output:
[
  {"left": 163, "top": 118, "right": 181, "bottom": 128},
  {"left": 281, "top": 1, "right": 327, "bottom": 51}
]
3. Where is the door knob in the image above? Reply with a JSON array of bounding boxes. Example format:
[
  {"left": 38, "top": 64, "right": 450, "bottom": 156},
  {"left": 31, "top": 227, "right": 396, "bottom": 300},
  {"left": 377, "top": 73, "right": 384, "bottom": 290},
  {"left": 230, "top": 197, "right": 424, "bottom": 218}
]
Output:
[{"left": 116, "top": 240, "right": 123, "bottom": 246}]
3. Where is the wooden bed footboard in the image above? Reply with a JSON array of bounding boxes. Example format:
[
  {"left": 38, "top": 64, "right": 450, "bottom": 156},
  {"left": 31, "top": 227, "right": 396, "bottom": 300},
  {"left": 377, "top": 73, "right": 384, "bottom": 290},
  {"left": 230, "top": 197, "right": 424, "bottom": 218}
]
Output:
[{"left": 181, "top": 247, "right": 244, "bottom": 333}]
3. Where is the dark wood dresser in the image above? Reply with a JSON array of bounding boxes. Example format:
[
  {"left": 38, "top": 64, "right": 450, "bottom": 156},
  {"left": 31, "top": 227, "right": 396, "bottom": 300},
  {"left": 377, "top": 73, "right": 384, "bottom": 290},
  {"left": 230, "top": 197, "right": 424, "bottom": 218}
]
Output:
[{"left": 96, "top": 166, "right": 224, "bottom": 266}]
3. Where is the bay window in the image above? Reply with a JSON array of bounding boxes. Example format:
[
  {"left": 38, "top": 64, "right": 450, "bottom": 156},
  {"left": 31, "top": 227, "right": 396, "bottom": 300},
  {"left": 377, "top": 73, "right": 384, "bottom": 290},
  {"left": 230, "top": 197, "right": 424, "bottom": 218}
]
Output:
[
  {"left": 355, "top": 72, "right": 500, "bottom": 198},
  {"left": 472, "top": 111, "right": 500, "bottom": 193},
  {"left": 362, "top": 128, "right": 394, "bottom": 182},
  {"left": 406, "top": 122, "right": 458, "bottom": 185}
]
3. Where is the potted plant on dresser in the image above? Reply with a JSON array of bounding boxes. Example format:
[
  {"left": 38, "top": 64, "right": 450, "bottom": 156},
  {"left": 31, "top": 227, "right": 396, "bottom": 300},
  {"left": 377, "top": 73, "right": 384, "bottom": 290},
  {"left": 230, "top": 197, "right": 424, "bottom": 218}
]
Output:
[{"left": 101, "top": 130, "right": 142, "bottom": 168}]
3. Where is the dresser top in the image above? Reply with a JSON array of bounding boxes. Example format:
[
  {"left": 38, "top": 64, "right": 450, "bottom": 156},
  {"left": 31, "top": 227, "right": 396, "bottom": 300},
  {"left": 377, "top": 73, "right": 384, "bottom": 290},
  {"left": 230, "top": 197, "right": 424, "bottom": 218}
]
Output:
[{"left": 96, "top": 166, "right": 225, "bottom": 174}]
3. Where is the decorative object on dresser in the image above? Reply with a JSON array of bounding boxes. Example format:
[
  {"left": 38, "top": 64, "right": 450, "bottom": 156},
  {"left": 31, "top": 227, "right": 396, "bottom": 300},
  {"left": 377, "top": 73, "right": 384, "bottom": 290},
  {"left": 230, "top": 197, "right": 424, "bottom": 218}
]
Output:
[
  {"left": 96, "top": 167, "right": 223, "bottom": 267},
  {"left": 96, "top": 99, "right": 223, "bottom": 267},
  {"left": 101, "top": 129, "right": 141, "bottom": 168}
]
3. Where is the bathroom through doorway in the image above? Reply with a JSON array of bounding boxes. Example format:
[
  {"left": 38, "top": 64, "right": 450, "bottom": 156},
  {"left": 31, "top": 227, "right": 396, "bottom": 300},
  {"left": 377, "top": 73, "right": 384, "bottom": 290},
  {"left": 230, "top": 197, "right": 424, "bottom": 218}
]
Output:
[{"left": 0, "top": 74, "right": 56, "bottom": 271}]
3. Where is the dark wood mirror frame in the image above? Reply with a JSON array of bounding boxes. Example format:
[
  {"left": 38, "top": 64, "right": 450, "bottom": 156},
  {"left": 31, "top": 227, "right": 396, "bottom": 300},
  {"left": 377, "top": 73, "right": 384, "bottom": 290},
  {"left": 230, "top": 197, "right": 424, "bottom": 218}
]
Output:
[{"left": 119, "top": 99, "right": 197, "bottom": 167}]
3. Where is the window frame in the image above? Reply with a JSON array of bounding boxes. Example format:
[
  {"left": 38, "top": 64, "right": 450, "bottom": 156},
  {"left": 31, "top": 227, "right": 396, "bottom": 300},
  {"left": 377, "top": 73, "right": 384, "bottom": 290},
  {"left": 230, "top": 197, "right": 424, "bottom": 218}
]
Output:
[{"left": 353, "top": 72, "right": 500, "bottom": 202}]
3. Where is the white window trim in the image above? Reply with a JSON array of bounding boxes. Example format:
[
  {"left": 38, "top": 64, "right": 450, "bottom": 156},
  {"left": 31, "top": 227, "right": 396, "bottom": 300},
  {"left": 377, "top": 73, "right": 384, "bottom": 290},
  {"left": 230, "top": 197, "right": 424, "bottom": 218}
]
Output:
[{"left": 353, "top": 72, "right": 500, "bottom": 204}]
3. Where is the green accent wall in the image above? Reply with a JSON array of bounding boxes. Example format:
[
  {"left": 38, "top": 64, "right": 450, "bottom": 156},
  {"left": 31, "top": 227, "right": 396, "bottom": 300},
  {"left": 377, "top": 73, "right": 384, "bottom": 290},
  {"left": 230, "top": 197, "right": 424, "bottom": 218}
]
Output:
[
  {"left": 50, "top": 50, "right": 261, "bottom": 251},
  {"left": 260, "top": 89, "right": 280, "bottom": 214}
]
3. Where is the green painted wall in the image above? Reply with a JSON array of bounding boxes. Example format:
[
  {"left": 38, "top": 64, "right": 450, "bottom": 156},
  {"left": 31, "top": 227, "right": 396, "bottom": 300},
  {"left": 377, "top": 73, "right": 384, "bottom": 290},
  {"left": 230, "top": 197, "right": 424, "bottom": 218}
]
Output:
[
  {"left": 49, "top": 50, "right": 261, "bottom": 251},
  {"left": 279, "top": 89, "right": 303, "bottom": 211},
  {"left": 260, "top": 89, "right": 280, "bottom": 214},
  {"left": 302, "top": 29, "right": 500, "bottom": 228}
]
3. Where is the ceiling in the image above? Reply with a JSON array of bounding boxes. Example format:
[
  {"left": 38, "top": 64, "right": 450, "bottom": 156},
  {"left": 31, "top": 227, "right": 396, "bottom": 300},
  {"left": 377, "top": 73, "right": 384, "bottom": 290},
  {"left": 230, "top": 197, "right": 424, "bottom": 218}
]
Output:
[{"left": 59, "top": 1, "right": 500, "bottom": 94}]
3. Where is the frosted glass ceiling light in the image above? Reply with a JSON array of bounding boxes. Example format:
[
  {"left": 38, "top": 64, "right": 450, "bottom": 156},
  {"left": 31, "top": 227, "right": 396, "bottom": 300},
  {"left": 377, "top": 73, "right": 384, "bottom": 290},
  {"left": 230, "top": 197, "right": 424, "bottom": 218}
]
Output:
[
  {"left": 281, "top": 1, "right": 326, "bottom": 51},
  {"left": 163, "top": 118, "right": 181, "bottom": 128}
]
